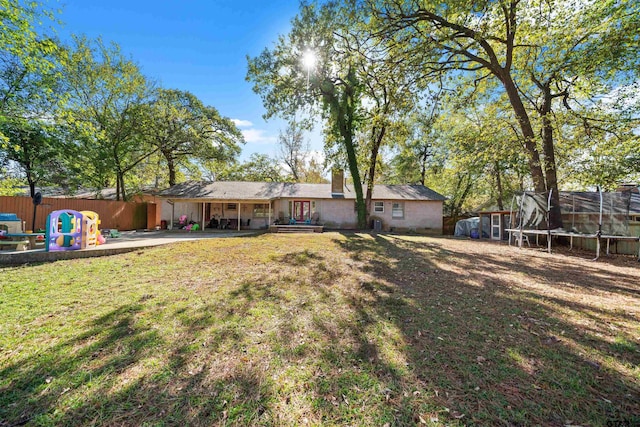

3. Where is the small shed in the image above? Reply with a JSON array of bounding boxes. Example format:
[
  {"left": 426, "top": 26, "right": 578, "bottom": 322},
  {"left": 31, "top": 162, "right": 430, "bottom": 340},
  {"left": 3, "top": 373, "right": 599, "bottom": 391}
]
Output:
[{"left": 478, "top": 209, "right": 512, "bottom": 241}]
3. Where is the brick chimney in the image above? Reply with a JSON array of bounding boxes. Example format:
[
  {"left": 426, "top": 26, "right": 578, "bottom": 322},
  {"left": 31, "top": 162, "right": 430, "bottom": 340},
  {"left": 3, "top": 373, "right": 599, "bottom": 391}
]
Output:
[{"left": 331, "top": 169, "right": 344, "bottom": 195}]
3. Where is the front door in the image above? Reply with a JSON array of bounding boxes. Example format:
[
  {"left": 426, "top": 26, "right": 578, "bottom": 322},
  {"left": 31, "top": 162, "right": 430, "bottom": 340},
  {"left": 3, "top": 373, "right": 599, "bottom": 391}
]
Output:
[{"left": 293, "top": 201, "right": 311, "bottom": 222}]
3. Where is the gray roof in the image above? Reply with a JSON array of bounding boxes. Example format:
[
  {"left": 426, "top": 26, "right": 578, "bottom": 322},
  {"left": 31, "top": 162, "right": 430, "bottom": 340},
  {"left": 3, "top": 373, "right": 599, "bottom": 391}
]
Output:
[
  {"left": 157, "top": 181, "right": 283, "bottom": 201},
  {"left": 157, "top": 181, "right": 446, "bottom": 202},
  {"left": 369, "top": 184, "right": 446, "bottom": 201}
]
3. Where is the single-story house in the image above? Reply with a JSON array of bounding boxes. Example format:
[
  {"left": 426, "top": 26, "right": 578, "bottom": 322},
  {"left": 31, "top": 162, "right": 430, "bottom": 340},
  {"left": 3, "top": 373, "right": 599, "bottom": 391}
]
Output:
[{"left": 157, "top": 172, "right": 445, "bottom": 233}]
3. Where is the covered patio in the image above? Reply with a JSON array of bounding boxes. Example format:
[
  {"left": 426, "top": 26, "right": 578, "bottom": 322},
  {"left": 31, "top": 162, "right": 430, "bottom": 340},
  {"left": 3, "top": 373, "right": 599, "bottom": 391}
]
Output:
[{"left": 158, "top": 181, "right": 282, "bottom": 231}]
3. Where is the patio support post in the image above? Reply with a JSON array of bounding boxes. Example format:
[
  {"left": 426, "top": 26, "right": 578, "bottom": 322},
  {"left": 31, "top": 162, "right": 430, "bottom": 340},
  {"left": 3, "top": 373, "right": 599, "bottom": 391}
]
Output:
[
  {"left": 170, "top": 200, "right": 175, "bottom": 230},
  {"left": 547, "top": 190, "right": 552, "bottom": 254},
  {"left": 268, "top": 201, "right": 272, "bottom": 228},
  {"left": 238, "top": 203, "right": 241, "bottom": 231},
  {"left": 202, "top": 203, "right": 205, "bottom": 230},
  {"left": 518, "top": 193, "right": 525, "bottom": 248}
]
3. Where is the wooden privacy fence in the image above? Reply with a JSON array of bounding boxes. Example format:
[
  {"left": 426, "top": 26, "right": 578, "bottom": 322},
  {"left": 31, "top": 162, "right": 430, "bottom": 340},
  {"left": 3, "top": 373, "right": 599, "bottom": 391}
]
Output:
[{"left": 0, "top": 196, "right": 148, "bottom": 231}]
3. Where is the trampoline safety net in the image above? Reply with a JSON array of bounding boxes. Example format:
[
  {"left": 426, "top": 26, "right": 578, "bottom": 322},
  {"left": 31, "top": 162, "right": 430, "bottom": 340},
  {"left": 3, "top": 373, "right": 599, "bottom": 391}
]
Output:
[{"left": 511, "top": 191, "right": 634, "bottom": 236}]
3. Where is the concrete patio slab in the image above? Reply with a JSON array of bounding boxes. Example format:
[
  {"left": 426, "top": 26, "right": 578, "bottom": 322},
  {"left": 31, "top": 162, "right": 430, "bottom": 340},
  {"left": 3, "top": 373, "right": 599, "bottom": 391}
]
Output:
[{"left": 0, "top": 230, "right": 262, "bottom": 266}]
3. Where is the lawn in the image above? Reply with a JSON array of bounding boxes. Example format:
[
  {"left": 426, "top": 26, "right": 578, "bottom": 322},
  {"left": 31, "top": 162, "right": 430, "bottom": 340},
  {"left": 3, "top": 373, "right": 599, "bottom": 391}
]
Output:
[{"left": 1, "top": 233, "right": 638, "bottom": 426}]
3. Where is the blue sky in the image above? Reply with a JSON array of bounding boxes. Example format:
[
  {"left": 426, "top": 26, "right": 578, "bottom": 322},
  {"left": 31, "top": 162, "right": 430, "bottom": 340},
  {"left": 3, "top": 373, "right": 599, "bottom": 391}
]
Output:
[{"left": 55, "top": 1, "right": 312, "bottom": 160}]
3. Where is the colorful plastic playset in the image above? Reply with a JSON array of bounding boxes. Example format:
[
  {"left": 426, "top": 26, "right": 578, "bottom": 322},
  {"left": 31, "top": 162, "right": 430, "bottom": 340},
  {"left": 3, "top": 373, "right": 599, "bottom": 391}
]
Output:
[{"left": 45, "top": 209, "right": 105, "bottom": 252}]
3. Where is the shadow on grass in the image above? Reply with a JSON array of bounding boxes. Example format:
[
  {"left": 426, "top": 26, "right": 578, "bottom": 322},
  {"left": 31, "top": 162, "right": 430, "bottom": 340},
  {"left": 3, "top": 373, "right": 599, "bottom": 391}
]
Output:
[
  {"left": 1, "top": 233, "right": 638, "bottom": 426},
  {"left": 1, "top": 303, "right": 274, "bottom": 426},
  {"left": 328, "top": 232, "right": 640, "bottom": 425},
  {"left": 0, "top": 304, "right": 160, "bottom": 425}
]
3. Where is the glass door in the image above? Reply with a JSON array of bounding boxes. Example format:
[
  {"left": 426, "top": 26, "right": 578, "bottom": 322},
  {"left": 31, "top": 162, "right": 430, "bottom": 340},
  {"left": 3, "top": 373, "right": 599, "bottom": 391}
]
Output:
[
  {"left": 293, "top": 201, "right": 311, "bottom": 222},
  {"left": 491, "top": 214, "right": 501, "bottom": 240}
]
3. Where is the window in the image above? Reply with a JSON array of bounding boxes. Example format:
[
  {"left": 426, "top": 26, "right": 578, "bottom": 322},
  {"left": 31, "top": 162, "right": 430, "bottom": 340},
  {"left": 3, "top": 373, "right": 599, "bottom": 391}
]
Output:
[
  {"left": 392, "top": 202, "right": 404, "bottom": 219},
  {"left": 253, "top": 204, "right": 270, "bottom": 217},
  {"left": 226, "top": 203, "right": 237, "bottom": 210},
  {"left": 374, "top": 201, "right": 384, "bottom": 213}
]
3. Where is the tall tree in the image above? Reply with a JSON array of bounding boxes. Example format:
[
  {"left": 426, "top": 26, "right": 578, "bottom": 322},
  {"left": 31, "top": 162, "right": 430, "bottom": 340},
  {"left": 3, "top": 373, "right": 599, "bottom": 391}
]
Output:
[
  {"left": 0, "top": 0, "right": 66, "bottom": 195},
  {"left": 385, "top": 106, "right": 438, "bottom": 186},
  {"left": 248, "top": 2, "right": 416, "bottom": 228},
  {"left": 0, "top": 117, "right": 62, "bottom": 196},
  {"left": 300, "top": 156, "right": 328, "bottom": 183},
  {"left": 206, "top": 153, "right": 284, "bottom": 182},
  {"left": 0, "top": 0, "right": 59, "bottom": 118},
  {"left": 368, "top": 0, "right": 640, "bottom": 227},
  {"left": 277, "top": 121, "right": 308, "bottom": 181},
  {"left": 248, "top": 2, "right": 369, "bottom": 228},
  {"left": 62, "top": 36, "right": 154, "bottom": 200},
  {"left": 144, "top": 89, "right": 243, "bottom": 186}
]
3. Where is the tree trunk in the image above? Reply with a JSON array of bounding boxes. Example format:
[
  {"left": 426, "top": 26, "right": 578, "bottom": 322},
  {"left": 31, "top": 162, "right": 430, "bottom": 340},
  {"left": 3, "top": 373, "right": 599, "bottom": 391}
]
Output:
[
  {"left": 118, "top": 173, "right": 127, "bottom": 201},
  {"left": 322, "top": 69, "right": 367, "bottom": 229},
  {"left": 420, "top": 146, "right": 429, "bottom": 186},
  {"left": 167, "top": 155, "right": 177, "bottom": 187},
  {"left": 540, "top": 85, "right": 563, "bottom": 229},
  {"left": 450, "top": 172, "right": 472, "bottom": 225},
  {"left": 341, "top": 112, "right": 367, "bottom": 229},
  {"left": 27, "top": 175, "right": 36, "bottom": 198},
  {"left": 495, "top": 161, "right": 504, "bottom": 210},
  {"left": 500, "top": 72, "right": 546, "bottom": 193},
  {"left": 365, "top": 126, "right": 385, "bottom": 224}
]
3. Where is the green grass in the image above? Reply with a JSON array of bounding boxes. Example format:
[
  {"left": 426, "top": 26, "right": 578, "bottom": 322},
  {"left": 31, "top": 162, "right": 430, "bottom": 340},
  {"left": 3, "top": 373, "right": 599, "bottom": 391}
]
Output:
[{"left": 1, "top": 233, "right": 639, "bottom": 426}]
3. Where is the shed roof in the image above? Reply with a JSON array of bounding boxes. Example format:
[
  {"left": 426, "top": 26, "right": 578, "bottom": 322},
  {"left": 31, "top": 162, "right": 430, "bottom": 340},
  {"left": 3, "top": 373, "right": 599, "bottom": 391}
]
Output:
[{"left": 157, "top": 181, "right": 446, "bottom": 202}]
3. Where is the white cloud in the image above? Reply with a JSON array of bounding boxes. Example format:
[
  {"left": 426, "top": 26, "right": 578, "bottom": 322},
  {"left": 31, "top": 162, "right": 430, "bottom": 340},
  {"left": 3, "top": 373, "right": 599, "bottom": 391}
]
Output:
[
  {"left": 242, "top": 128, "right": 277, "bottom": 144},
  {"left": 231, "top": 118, "right": 254, "bottom": 128}
]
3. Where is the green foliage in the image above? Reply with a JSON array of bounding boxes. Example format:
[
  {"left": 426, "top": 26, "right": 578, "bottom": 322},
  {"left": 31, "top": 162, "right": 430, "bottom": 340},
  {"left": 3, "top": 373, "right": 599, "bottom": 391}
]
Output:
[
  {"left": 144, "top": 88, "right": 243, "bottom": 186},
  {"left": 248, "top": 2, "right": 395, "bottom": 228},
  {"left": 0, "top": 117, "right": 64, "bottom": 196},
  {"left": 0, "top": 0, "right": 61, "bottom": 117},
  {"left": 368, "top": 0, "right": 640, "bottom": 214},
  {"left": 0, "top": 169, "right": 23, "bottom": 195},
  {"left": 61, "top": 36, "right": 154, "bottom": 200},
  {"left": 277, "top": 121, "right": 308, "bottom": 181},
  {"left": 206, "top": 153, "right": 284, "bottom": 182}
]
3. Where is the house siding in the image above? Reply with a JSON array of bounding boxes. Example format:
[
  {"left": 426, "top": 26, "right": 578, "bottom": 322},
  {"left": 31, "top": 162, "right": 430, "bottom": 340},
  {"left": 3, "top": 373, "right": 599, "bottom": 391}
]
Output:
[
  {"left": 373, "top": 200, "right": 443, "bottom": 233},
  {"left": 316, "top": 199, "right": 358, "bottom": 229},
  {"left": 162, "top": 201, "right": 202, "bottom": 227},
  {"left": 157, "top": 182, "right": 445, "bottom": 233},
  {"left": 275, "top": 198, "right": 443, "bottom": 232}
]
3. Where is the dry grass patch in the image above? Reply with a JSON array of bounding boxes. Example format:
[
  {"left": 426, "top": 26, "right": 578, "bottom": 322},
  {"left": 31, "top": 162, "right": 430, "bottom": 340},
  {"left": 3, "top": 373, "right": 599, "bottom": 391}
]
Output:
[{"left": 1, "top": 232, "right": 638, "bottom": 426}]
